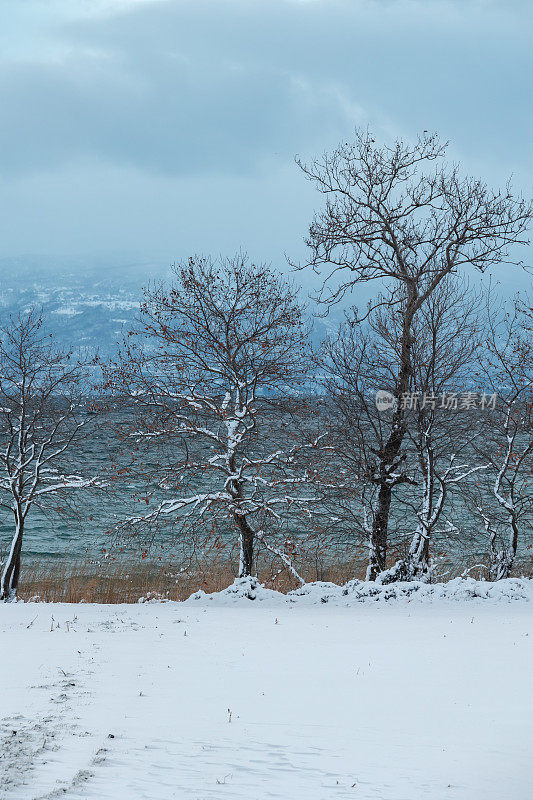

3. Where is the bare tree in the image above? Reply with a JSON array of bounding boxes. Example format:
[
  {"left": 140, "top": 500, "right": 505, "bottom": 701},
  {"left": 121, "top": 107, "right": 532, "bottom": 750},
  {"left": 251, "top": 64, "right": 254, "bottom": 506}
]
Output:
[
  {"left": 322, "top": 278, "right": 487, "bottom": 580},
  {"left": 475, "top": 296, "right": 532, "bottom": 578},
  {"left": 298, "top": 129, "right": 532, "bottom": 578},
  {"left": 320, "top": 296, "right": 415, "bottom": 577},
  {"left": 110, "top": 255, "right": 318, "bottom": 581},
  {"left": 394, "top": 280, "right": 487, "bottom": 580},
  {"left": 0, "top": 311, "right": 102, "bottom": 601}
]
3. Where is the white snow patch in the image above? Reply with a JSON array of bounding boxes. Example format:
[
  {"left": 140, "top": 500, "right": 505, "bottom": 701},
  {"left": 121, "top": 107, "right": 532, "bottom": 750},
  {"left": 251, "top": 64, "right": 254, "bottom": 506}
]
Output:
[
  {"left": 186, "top": 575, "right": 533, "bottom": 605},
  {"left": 52, "top": 306, "right": 83, "bottom": 316}
]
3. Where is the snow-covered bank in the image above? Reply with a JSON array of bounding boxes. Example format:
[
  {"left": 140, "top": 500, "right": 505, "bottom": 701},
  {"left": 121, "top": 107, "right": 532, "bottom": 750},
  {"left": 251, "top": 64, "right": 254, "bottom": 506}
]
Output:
[
  {"left": 184, "top": 575, "right": 533, "bottom": 605},
  {"left": 1, "top": 587, "right": 532, "bottom": 799}
]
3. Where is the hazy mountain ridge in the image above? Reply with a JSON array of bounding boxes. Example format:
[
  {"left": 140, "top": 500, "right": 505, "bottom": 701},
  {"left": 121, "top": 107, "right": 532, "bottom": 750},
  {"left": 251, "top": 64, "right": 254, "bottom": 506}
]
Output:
[
  {"left": 0, "top": 257, "right": 337, "bottom": 356},
  {"left": 0, "top": 257, "right": 167, "bottom": 356}
]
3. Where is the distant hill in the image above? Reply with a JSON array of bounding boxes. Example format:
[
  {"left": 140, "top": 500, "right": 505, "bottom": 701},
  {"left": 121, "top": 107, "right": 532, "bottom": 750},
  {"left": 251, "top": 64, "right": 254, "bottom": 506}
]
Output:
[
  {"left": 0, "top": 256, "right": 168, "bottom": 357},
  {"left": 0, "top": 256, "right": 340, "bottom": 359}
]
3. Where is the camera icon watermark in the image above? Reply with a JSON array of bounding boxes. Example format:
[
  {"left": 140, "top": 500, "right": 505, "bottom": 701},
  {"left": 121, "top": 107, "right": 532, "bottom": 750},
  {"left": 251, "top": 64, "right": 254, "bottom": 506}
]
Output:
[{"left": 375, "top": 390, "right": 398, "bottom": 412}]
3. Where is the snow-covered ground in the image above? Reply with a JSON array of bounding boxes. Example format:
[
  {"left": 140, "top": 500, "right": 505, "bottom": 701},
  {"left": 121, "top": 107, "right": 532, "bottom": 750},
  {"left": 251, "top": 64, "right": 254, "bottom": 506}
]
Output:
[{"left": 1, "top": 578, "right": 532, "bottom": 800}]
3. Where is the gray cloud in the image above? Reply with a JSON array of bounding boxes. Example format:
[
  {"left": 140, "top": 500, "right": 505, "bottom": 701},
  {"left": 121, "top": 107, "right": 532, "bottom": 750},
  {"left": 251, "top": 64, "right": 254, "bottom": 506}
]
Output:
[{"left": 0, "top": 0, "right": 531, "bottom": 268}]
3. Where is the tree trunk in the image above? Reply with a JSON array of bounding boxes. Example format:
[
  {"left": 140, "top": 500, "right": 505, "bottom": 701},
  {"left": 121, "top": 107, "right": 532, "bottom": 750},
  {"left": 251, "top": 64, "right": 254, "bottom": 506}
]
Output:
[
  {"left": 507, "top": 512, "right": 519, "bottom": 576},
  {"left": 367, "top": 483, "right": 391, "bottom": 580},
  {"left": 235, "top": 514, "right": 255, "bottom": 577},
  {"left": 408, "top": 528, "right": 430, "bottom": 579},
  {"left": 495, "top": 515, "right": 519, "bottom": 580},
  {"left": 407, "top": 437, "right": 435, "bottom": 581},
  {"left": 368, "top": 291, "right": 417, "bottom": 580},
  {"left": 1, "top": 516, "right": 24, "bottom": 602}
]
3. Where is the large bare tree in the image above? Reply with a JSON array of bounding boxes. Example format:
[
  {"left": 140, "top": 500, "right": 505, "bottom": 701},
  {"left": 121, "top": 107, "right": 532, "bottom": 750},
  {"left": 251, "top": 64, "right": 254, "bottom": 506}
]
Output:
[
  {"left": 110, "top": 255, "right": 318, "bottom": 580},
  {"left": 322, "top": 278, "right": 486, "bottom": 580},
  {"left": 0, "top": 311, "right": 102, "bottom": 601},
  {"left": 320, "top": 297, "right": 415, "bottom": 577},
  {"left": 298, "top": 129, "right": 532, "bottom": 579},
  {"left": 395, "top": 280, "right": 487, "bottom": 580}
]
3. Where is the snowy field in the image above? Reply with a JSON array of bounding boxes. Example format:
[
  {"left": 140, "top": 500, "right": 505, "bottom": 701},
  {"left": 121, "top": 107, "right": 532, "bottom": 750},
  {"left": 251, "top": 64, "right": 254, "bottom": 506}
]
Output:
[{"left": 1, "top": 578, "right": 532, "bottom": 800}]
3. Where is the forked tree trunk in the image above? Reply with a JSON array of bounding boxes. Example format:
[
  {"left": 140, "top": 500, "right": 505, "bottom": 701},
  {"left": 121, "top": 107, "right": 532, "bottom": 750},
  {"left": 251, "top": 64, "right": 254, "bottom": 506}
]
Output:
[{"left": 1, "top": 515, "right": 24, "bottom": 602}]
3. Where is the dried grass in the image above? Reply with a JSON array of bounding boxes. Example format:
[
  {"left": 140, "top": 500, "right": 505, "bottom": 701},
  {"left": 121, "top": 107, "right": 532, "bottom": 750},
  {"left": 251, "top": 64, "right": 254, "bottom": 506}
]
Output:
[
  {"left": 16, "top": 550, "right": 529, "bottom": 604},
  {"left": 17, "top": 555, "right": 366, "bottom": 604}
]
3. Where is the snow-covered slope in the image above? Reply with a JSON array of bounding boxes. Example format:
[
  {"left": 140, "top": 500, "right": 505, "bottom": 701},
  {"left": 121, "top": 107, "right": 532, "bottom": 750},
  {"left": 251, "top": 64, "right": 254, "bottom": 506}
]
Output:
[
  {"left": 184, "top": 575, "right": 533, "bottom": 605},
  {"left": 0, "top": 258, "right": 153, "bottom": 357},
  {"left": 0, "top": 257, "right": 339, "bottom": 358},
  {"left": 1, "top": 584, "right": 531, "bottom": 799}
]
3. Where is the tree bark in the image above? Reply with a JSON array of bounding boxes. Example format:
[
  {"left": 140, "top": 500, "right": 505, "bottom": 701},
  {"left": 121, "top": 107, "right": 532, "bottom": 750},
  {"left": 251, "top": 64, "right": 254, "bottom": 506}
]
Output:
[
  {"left": 507, "top": 515, "right": 519, "bottom": 576},
  {"left": 495, "top": 515, "right": 519, "bottom": 580},
  {"left": 367, "top": 483, "right": 391, "bottom": 580},
  {"left": 368, "top": 289, "right": 416, "bottom": 580},
  {"left": 1, "top": 514, "right": 24, "bottom": 602},
  {"left": 235, "top": 514, "right": 255, "bottom": 577},
  {"left": 407, "top": 438, "right": 435, "bottom": 580},
  {"left": 408, "top": 529, "right": 430, "bottom": 579}
]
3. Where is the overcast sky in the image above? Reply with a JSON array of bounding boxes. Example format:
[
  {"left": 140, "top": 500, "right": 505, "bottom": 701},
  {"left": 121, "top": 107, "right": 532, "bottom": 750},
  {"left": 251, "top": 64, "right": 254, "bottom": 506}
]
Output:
[{"left": 0, "top": 0, "right": 531, "bottom": 286}]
